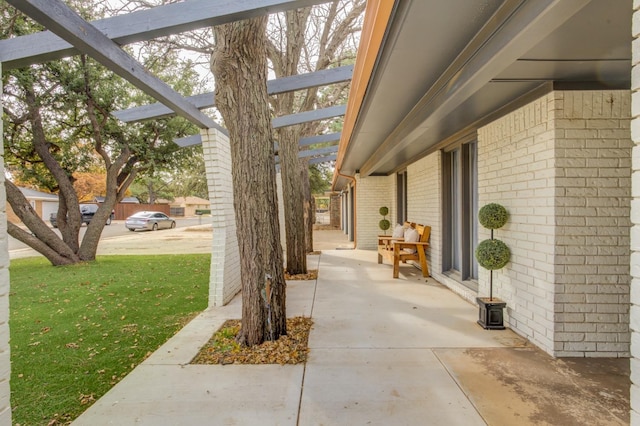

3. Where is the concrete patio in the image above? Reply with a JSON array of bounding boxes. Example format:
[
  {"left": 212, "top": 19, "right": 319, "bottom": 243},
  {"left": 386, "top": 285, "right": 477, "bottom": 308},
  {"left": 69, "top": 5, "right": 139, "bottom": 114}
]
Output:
[{"left": 71, "top": 230, "right": 629, "bottom": 425}]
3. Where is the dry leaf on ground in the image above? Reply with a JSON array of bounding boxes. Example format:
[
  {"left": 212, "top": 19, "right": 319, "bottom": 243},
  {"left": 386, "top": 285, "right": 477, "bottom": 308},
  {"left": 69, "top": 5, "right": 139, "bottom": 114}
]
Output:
[
  {"left": 192, "top": 317, "right": 313, "bottom": 365},
  {"left": 285, "top": 269, "right": 318, "bottom": 280}
]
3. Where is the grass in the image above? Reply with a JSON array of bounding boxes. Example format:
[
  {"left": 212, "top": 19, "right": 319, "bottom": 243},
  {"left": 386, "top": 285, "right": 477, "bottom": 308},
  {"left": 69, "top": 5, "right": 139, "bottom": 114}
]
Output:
[{"left": 9, "top": 254, "right": 210, "bottom": 425}]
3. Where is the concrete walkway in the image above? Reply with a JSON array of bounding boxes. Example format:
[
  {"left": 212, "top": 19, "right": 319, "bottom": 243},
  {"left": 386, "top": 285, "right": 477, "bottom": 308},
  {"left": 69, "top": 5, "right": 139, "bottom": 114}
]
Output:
[{"left": 71, "top": 229, "right": 629, "bottom": 425}]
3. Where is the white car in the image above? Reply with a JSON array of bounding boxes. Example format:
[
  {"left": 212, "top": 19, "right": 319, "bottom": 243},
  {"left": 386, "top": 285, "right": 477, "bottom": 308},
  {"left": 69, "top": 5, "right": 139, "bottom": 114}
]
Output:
[{"left": 125, "top": 211, "right": 176, "bottom": 231}]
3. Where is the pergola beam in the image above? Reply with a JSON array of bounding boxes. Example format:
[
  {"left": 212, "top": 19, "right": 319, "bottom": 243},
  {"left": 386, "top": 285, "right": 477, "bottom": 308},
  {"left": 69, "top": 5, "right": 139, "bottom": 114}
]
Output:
[
  {"left": 175, "top": 135, "right": 203, "bottom": 148},
  {"left": 113, "top": 66, "right": 354, "bottom": 123},
  {"left": 299, "top": 145, "right": 338, "bottom": 158},
  {"left": 0, "top": 0, "right": 332, "bottom": 70},
  {"left": 275, "top": 146, "right": 338, "bottom": 163},
  {"left": 268, "top": 65, "right": 353, "bottom": 94},
  {"left": 272, "top": 105, "right": 347, "bottom": 129},
  {"left": 179, "top": 133, "right": 341, "bottom": 150},
  {"left": 299, "top": 132, "right": 341, "bottom": 147},
  {"left": 5, "top": 0, "right": 222, "bottom": 131},
  {"left": 308, "top": 154, "right": 337, "bottom": 165}
]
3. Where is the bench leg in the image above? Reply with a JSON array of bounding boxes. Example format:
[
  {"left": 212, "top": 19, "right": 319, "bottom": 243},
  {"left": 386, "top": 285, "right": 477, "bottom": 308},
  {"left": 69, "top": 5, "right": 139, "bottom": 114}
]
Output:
[
  {"left": 417, "top": 247, "right": 429, "bottom": 277},
  {"left": 393, "top": 252, "right": 400, "bottom": 278},
  {"left": 378, "top": 252, "right": 382, "bottom": 264}
]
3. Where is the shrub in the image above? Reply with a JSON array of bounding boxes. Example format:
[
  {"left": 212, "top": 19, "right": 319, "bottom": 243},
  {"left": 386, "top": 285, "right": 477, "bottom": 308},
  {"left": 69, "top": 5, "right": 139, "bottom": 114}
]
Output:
[
  {"left": 475, "top": 239, "right": 511, "bottom": 270},
  {"left": 478, "top": 203, "right": 508, "bottom": 230}
]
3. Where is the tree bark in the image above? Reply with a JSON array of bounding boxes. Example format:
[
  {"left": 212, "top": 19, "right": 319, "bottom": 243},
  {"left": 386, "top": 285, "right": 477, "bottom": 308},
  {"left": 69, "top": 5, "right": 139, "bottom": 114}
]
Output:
[
  {"left": 301, "top": 160, "right": 315, "bottom": 253},
  {"left": 5, "top": 181, "right": 80, "bottom": 265},
  {"left": 212, "top": 17, "right": 287, "bottom": 346},
  {"left": 279, "top": 126, "right": 307, "bottom": 274}
]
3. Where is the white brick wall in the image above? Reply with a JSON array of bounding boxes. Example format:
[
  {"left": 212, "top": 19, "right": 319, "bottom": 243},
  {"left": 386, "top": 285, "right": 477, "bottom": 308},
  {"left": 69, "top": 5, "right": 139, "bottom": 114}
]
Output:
[
  {"left": 478, "top": 90, "right": 631, "bottom": 357},
  {"left": 631, "top": 2, "right": 640, "bottom": 421},
  {"left": 201, "top": 128, "right": 242, "bottom": 306},
  {"left": 355, "top": 174, "right": 392, "bottom": 250},
  {"left": 407, "top": 154, "right": 443, "bottom": 276},
  {"left": 478, "top": 93, "right": 557, "bottom": 353},
  {"left": 0, "top": 62, "right": 11, "bottom": 425},
  {"left": 555, "top": 91, "right": 631, "bottom": 357}
]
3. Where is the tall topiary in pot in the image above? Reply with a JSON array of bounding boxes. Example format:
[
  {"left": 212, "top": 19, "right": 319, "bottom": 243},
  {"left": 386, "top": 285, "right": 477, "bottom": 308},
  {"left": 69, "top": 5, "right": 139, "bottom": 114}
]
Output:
[
  {"left": 379, "top": 206, "right": 391, "bottom": 235},
  {"left": 475, "top": 203, "right": 510, "bottom": 329}
]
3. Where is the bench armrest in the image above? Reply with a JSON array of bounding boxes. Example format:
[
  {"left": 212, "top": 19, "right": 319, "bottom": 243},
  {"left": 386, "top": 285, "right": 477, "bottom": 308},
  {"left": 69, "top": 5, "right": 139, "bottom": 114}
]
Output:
[
  {"left": 393, "top": 241, "right": 429, "bottom": 250},
  {"left": 378, "top": 236, "right": 403, "bottom": 249},
  {"left": 378, "top": 235, "right": 403, "bottom": 241}
]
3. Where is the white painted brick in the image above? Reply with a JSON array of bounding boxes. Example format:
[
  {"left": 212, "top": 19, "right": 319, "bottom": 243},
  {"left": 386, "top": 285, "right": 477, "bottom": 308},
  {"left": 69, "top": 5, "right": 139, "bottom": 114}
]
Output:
[
  {"left": 201, "top": 129, "right": 241, "bottom": 306},
  {"left": 479, "top": 90, "right": 631, "bottom": 357}
]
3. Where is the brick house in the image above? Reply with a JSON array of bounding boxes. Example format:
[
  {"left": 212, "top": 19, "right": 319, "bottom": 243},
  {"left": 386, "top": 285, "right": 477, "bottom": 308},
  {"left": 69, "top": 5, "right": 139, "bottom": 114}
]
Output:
[
  {"left": 167, "top": 196, "right": 210, "bottom": 217},
  {"left": 333, "top": 0, "right": 633, "bottom": 369},
  {"left": 6, "top": 188, "right": 59, "bottom": 224}
]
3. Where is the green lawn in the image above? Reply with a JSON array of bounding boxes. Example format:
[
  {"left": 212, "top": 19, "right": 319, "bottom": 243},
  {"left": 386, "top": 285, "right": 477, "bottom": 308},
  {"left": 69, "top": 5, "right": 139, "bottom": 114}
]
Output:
[{"left": 9, "top": 254, "right": 210, "bottom": 425}]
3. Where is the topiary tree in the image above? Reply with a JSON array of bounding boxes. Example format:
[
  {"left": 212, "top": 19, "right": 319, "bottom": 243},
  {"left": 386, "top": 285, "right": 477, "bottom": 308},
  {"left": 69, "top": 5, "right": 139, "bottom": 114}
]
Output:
[
  {"left": 379, "top": 206, "right": 391, "bottom": 235},
  {"left": 475, "top": 203, "right": 510, "bottom": 300},
  {"left": 478, "top": 203, "right": 508, "bottom": 230},
  {"left": 475, "top": 239, "right": 511, "bottom": 270}
]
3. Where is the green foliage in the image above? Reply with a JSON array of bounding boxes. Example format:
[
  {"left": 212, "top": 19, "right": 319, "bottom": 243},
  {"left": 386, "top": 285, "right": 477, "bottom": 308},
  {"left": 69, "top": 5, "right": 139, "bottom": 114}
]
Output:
[
  {"left": 478, "top": 203, "right": 509, "bottom": 230},
  {"left": 9, "top": 254, "right": 210, "bottom": 425},
  {"left": 475, "top": 239, "right": 511, "bottom": 270},
  {"left": 2, "top": 13, "right": 202, "bottom": 192},
  {"left": 379, "top": 206, "right": 390, "bottom": 232},
  {"left": 308, "top": 163, "right": 333, "bottom": 195}
]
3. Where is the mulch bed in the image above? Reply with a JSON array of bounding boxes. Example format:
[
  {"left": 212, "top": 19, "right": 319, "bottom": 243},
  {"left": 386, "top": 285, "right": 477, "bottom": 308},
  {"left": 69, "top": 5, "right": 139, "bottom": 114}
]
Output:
[
  {"left": 285, "top": 269, "right": 318, "bottom": 280},
  {"left": 191, "top": 317, "right": 313, "bottom": 365}
]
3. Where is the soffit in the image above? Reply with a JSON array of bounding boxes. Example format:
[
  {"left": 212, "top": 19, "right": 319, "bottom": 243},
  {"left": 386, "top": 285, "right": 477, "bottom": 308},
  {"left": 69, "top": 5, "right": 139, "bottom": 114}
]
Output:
[{"left": 338, "top": 0, "right": 631, "bottom": 184}]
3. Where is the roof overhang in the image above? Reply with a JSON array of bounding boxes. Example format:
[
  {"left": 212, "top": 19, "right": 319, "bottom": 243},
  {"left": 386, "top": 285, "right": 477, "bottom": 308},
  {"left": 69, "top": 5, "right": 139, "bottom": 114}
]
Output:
[{"left": 334, "top": 0, "right": 631, "bottom": 190}]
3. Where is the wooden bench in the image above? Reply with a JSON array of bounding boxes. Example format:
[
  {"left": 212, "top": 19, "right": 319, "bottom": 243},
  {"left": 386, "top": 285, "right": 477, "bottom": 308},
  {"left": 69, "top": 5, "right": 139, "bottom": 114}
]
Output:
[{"left": 377, "top": 223, "right": 431, "bottom": 278}]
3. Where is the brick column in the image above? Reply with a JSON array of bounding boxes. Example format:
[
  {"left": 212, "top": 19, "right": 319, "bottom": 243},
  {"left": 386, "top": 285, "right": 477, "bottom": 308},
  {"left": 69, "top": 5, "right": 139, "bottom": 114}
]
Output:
[
  {"left": 354, "top": 173, "right": 392, "bottom": 250},
  {"left": 0, "top": 62, "right": 11, "bottom": 425},
  {"left": 201, "top": 128, "right": 241, "bottom": 307},
  {"left": 631, "top": 2, "right": 640, "bottom": 422}
]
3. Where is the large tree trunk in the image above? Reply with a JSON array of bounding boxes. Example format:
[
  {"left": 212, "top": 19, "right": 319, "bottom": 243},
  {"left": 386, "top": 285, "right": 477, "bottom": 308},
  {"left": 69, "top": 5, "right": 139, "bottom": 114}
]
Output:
[
  {"left": 297, "top": 133, "right": 320, "bottom": 259},
  {"left": 212, "top": 17, "right": 287, "bottom": 346},
  {"left": 300, "top": 160, "right": 314, "bottom": 253},
  {"left": 5, "top": 180, "right": 81, "bottom": 265},
  {"left": 278, "top": 126, "right": 307, "bottom": 274},
  {"left": 6, "top": 74, "right": 137, "bottom": 265}
]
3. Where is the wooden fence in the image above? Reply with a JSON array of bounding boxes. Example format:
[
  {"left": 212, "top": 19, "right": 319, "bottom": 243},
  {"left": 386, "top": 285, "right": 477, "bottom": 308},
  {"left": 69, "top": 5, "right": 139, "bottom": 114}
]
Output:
[{"left": 112, "top": 203, "right": 170, "bottom": 220}]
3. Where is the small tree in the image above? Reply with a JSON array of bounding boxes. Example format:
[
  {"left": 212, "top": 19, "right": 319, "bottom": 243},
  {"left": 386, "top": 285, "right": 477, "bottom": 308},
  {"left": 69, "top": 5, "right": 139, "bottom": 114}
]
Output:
[
  {"left": 475, "top": 203, "right": 510, "bottom": 300},
  {"left": 379, "top": 206, "right": 391, "bottom": 235}
]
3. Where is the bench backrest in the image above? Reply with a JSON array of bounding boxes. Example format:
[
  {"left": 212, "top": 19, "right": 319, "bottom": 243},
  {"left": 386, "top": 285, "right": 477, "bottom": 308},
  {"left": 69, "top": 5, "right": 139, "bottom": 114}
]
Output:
[{"left": 415, "top": 224, "right": 431, "bottom": 243}]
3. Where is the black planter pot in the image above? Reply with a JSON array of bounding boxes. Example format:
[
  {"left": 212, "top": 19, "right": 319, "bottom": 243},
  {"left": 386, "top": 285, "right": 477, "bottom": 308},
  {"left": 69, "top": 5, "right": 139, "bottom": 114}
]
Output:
[{"left": 476, "top": 297, "right": 506, "bottom": 330}]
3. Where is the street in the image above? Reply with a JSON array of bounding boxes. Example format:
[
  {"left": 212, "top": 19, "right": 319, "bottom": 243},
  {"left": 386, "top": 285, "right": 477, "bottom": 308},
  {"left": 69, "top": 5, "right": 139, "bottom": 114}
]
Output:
[{"left": 9, "top": 216, "right": 213, "bottom": 253}]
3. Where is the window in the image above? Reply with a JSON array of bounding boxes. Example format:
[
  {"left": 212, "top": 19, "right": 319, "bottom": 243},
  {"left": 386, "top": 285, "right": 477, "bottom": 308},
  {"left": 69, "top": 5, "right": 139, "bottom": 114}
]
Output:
[
  {"left": 443, "top": 141, "right": 478, "bottom": 286},
  {"left": 396, "top": 171, "right": 407, "bottom": 224}
]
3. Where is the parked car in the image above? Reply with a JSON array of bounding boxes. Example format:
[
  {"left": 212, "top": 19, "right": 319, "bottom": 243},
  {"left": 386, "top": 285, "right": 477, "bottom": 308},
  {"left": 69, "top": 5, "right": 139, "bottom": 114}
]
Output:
[
  {"left": 125, "top": 211, "right": 176, "bottom": 231},
  {"left": 50, "top": 204, "right": 113, "bottom": 228}
]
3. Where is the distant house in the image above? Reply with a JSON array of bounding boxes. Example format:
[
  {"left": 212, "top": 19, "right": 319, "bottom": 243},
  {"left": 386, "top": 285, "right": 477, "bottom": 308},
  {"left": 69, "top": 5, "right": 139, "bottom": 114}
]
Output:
[
  {"left": 93, "top": 196, "right": 140, "bottom": 204},
  {"left": 163, "top": 196, "right": 210, "bottom": 217},
  {"left": 7, "top": 187, "right": 59, "bottom": 223}
]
